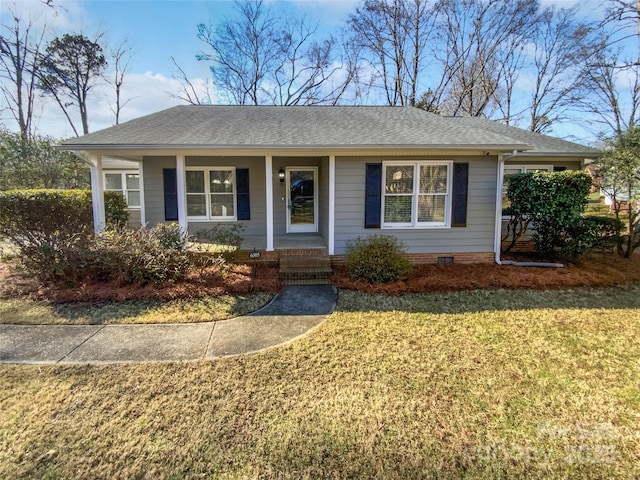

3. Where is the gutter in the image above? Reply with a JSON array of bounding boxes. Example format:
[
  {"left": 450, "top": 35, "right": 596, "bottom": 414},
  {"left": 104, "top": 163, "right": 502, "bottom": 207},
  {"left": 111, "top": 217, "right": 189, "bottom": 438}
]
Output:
[
  {"left": 493, "top": 150, "right": 564, "bottom": 268},
  {"left": 57, "top": 142, "right": 531, "bottom": 152}
]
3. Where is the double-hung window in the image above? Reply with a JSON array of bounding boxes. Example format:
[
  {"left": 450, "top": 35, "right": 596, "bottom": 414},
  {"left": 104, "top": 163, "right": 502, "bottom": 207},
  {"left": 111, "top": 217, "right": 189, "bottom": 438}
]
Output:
[
  {"left": 382, "top": 161, "right": 451, "bottom": 228},
  {"left": 104, "top": 171, "right": 140, "bottom": 207},
  {"left": 186, "top": 167, "right": 236, "bottom": 221}
]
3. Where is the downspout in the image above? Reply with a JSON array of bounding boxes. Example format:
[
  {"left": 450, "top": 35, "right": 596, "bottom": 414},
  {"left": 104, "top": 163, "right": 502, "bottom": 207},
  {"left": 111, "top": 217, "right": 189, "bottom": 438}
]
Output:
[
  {"left": 494, "top": 150, "right": 564, "bottom": 268},
  {"left": 494, "top": 152, "right": 508, "bottom": 265}
]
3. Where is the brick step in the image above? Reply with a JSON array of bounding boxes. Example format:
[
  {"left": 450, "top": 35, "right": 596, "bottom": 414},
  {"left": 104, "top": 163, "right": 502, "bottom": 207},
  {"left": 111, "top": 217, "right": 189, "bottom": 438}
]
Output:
[
  {"left": 282, "top": 278, "right": 332, "bottom": 286},
  {"left": 279, "top": 254, "right": 333, "bottom": 286},
  {"left": 279, "top": 255, "right": 332, "bottom": 269},
  {"left": 280, "top": 268, "right": 332, "bottom": 277}
]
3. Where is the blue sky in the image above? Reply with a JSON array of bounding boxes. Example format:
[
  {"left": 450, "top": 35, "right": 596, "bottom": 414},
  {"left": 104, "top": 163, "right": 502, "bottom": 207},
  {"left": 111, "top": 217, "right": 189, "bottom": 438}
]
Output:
[
  {"left": 0, "top": 0, "right": 625, "bottom": 143},
  {"left": 83, "top": 1, "right": 356, "bottom": 77},
  {"left": 1, "top": 0, "right": 359, "bottom": 138}
]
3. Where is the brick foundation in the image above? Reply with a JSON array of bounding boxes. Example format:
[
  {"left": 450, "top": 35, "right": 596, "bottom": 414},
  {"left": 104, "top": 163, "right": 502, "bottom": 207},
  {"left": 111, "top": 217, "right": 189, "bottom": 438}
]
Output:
[
  {"left": 330, "top": 252, "right": 495, "bottom": 265},
  {"left": 236, "top": 248, "right": 329, "bottom": 265}
]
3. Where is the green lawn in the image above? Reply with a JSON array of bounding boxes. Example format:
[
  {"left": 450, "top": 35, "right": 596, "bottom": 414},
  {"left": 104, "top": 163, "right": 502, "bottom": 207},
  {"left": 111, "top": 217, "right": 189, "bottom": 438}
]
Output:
[{"left": 2, "top": 285, "right": 639, "bottom": 479}]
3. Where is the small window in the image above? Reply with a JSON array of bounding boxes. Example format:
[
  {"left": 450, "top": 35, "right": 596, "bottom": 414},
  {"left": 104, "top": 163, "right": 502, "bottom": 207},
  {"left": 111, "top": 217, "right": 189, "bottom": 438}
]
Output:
[
  {"left": 382, "top": 161, "right": 450, "bottom": 228},
  {"left": 104, "top": 171, "right": 140, "bottom": 207},
  {"left": 186, "top": 168, "right": 236, "bottom": 221}
]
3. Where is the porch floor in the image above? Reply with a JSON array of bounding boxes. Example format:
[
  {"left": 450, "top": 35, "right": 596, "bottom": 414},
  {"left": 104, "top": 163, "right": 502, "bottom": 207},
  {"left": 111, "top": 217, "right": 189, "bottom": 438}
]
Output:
[{"left": 240, "top": 234, "right": 327, "bottom": 251}]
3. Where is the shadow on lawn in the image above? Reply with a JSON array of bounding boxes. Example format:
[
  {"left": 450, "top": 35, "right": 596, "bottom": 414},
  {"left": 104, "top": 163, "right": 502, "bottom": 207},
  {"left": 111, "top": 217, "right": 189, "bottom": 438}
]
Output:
[
  {"left": 336, "top": 284, "right": 640, "bottom": 315},
  {"left": 41, "top": 296, "right": 262, "bottom": 325}
]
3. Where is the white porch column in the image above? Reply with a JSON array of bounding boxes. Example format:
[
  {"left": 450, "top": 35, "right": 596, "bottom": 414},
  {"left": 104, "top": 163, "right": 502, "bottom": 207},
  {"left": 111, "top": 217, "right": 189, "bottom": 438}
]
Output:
[
  {"left": 176, "top": 154, "right": 188, "bottom": 234},
  {"left": 137, "top": 160, "right": 146, "bottom": 226},
  {"left": 328, "top": 154, "right": 336, "bottom": 255},
  {"left": 265, "top": 155, "right": 274, "bottom": 251},
  {"left": 88, "top": 154, "right": 105, "bottom": 233}
]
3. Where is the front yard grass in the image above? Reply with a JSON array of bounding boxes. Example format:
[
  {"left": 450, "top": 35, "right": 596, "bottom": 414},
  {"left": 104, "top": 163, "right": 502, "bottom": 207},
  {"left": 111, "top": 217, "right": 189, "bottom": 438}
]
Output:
[
  {"left": 0, "top": 293, "right": 273, "bottom": 325},
  {"left": 2, "top": 285, "right": 639, "bottom": 479}
]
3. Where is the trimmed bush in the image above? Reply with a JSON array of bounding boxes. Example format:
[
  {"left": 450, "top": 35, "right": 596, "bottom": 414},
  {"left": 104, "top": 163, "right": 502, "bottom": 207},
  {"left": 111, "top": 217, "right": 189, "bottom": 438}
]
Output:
[
  {"left": 104, "top": 190, "right": 130, "bottom": 228},
  {"left": 0, "top": 189, "right": 129, "bottom": 234},
  {"left": 346, "top": 235, "right": 412, "bottom": 283},
  {"left": 505, "top": 171, "right": 593, "bottom": 259},
  {"left": 93, "top": 224, "right": 191, "bottom": 285},
  {"left": 0, "top": 189, "right": 129, "bottom": 282}
]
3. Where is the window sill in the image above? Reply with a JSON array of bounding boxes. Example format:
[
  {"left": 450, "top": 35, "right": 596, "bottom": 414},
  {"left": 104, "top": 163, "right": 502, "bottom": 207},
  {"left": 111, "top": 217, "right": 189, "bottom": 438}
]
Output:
[
  {"left": 381, "top": 224, "right": 450, "bottom": 230},
  {"left": 186, "top": 217, "right": 237, "bottom": 222}
]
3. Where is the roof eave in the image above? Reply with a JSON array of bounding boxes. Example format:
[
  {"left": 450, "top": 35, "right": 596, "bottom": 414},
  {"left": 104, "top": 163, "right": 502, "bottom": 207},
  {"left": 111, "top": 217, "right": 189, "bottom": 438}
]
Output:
[
  {"left": 59, "top": 143, "right": 531, "bottom": 152},
  {"left": 511, "top": 151, "right": 598, "bottom": 157}
]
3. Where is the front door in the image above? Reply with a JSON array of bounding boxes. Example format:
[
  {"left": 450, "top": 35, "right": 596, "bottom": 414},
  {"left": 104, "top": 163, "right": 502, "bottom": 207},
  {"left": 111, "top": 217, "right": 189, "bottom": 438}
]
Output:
[{"left": 286, "top": 167, "right": 318, "bottom": 233}]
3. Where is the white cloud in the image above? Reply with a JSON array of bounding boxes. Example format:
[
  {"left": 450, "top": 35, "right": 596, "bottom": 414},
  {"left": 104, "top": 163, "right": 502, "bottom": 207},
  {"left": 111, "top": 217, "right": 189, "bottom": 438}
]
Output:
[
  {"left": 1, "top": 0, "right": 86, "bottom": 36},
  {"left": 3, "top": 70, "right": 211, "bottom": 139}
]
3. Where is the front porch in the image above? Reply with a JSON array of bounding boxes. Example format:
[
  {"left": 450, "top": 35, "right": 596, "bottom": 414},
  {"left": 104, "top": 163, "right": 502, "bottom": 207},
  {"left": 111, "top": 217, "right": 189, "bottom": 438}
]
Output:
[
  {"left": 240, "top": 234, "right": 327, "bottom": 252},
  {"left": 236, "top": 234, "right": 331, "bottom": 285}
]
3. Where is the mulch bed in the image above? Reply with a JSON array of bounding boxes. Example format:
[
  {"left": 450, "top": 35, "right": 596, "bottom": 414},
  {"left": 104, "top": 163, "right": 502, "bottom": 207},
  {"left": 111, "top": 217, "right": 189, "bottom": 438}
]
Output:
[
  {"left": 331, "top": 254, "right": 640, "bottom": 295},
  {"left": 1, "top": 253, "right": 639, "bottom": 303},
  {"left": 0, "top": 262, "right": 281, "bottom": 303}
]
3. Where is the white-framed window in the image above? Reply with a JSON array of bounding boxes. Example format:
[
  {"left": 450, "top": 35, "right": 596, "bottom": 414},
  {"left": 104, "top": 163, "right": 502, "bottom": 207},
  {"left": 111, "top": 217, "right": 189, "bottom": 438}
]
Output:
[
  {"left": 502, "top": 165, "right": 553, "bottom": 216},
  {"left": 104, "top": 171, "right": 140, "bottom": 208},
  {"left": 382, "top": 161, "right": 451, "bottom": 228},
  {"left": 185, "top": 167, "right": 236, "bottom": 221}
]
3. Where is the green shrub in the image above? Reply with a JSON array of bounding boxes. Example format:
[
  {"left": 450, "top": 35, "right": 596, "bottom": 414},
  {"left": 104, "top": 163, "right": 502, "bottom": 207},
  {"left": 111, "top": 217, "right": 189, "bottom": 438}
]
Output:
[
  {"left": 191, "top": 223, "right": 245, "bottom": 263},
  {"left": 104, "top": 190, "right": 130, "bottom": 228},
  {"left": 505, "top": 171, "right": 593, "bottom": 259},
  {"left": 0, "top": 189, "right": 129, "bottom": 234},
  {"left": 346, "top": 235, "right": 412, "bottom": 283},
  {"left": 0, "top": 190, "right": 94, "bottom": 281},
  {"left": 94, "top": 224, "right": 190, "bottom": 285},
  {"left": 0, "top": 189, "right": 131, "bottom": 282},
  {"left": 576, "top": 216, "right": 624, "bottom": 253}
]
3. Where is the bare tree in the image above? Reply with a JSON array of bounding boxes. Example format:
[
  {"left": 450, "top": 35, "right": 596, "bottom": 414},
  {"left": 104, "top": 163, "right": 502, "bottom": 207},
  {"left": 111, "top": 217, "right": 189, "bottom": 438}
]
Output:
[
  {"left": 580, "top": 43, "right": 640, "bottom": 137},
  {"left": 429, "top": 0, "right": 537, "bottom": 117},
  {"left": 526, "top": 7, "right": 596, "bottom": 133},
  {"left": 196, "top": 0, "right": 278, "bottom": 105},
  {"left": 492, "top": 41, "right": 525, "bottom": 125},
  {"left": 348, "top": 0, "right": 436, "bottom": 106},
  {"left": 106, "top": 40, "right": 133, "bottom": 125},
  {"left": 196, "top": 0, "right": 352, "bottom": 105},
  {"left": 577, "top": 1, "right": 640, "bottom": 138},
  {"left": 0, "top": 6, "right": 49, "bottom": 140},
  {"left": 170, "top": 56, "right": 214, "bottom": 105}
]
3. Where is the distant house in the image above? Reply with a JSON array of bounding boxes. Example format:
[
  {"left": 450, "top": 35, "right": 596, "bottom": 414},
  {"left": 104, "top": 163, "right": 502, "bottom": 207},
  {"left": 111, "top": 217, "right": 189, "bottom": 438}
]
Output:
[{"left": 61, "top": 106, "right": 596, "bottom": 263}]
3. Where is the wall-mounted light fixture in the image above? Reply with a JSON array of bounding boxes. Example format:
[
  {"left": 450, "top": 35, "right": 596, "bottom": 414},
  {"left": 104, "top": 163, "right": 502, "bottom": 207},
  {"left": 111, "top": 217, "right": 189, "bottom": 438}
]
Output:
[{"left": 278, "top": 167, "right": 285, "bottom": 183}]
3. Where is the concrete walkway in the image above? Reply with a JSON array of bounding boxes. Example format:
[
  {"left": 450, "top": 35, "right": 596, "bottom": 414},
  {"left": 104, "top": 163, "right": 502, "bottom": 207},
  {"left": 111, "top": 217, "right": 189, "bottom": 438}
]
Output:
[{"left": 0, "top": 285, "right": 337, "bottom": 365}]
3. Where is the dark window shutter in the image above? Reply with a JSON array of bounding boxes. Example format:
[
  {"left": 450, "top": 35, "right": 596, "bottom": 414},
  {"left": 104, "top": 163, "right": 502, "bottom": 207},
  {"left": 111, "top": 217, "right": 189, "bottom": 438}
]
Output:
[
  {"left": 163, "top": 168, "right": 178, "bottom": 221},
  {"left": 451, "top": 163, "right": 469, "bottom": 227},
  {"left": 236, "top": 168, "right": 250, "bottom": 220},
  {"left": 553, "top": 166, "right": 566, "bottom": 172},
  {"left": 365, "top": 163, "right": 382, "bottom": 228}
]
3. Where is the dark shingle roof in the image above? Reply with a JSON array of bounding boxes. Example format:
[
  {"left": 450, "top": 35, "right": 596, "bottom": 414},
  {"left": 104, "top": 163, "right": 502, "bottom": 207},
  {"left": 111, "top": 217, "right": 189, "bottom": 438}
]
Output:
[
  {"left": 447, "top": 116, "right": 597, "bottom": 155},
  {"left": 61, "top": 105, "right": 595, "bottom": 155}
]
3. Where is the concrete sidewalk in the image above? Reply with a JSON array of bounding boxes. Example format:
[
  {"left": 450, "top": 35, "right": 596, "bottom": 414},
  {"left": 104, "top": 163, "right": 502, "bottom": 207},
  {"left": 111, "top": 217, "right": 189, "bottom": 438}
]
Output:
[{"left": 0, "top": 285, "right": 337, "bottom": 365}]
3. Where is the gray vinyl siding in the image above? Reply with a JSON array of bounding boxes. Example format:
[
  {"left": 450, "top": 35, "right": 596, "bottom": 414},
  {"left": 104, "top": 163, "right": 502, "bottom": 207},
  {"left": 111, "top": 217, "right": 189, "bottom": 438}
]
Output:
[
  {"left": 142, "top": 156, "right": 266, "bottom": 237},
  {"left": 505, "top": 158, "right": 583, "bottom": 170},
  {"left": 185, "top": 157, "right": 266, "bottom": 237},
  {"left": 272, "top": 157, "right": 325, "bottom": 238},
  {"left": 128, "top": 208, "right": 142, "bottom": 227},
  {"left": 142, "top": 156, "right": 176, "bottom": 227},
  {"left": 334, "top": 156, "right": 498, "bottom": 255}
]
